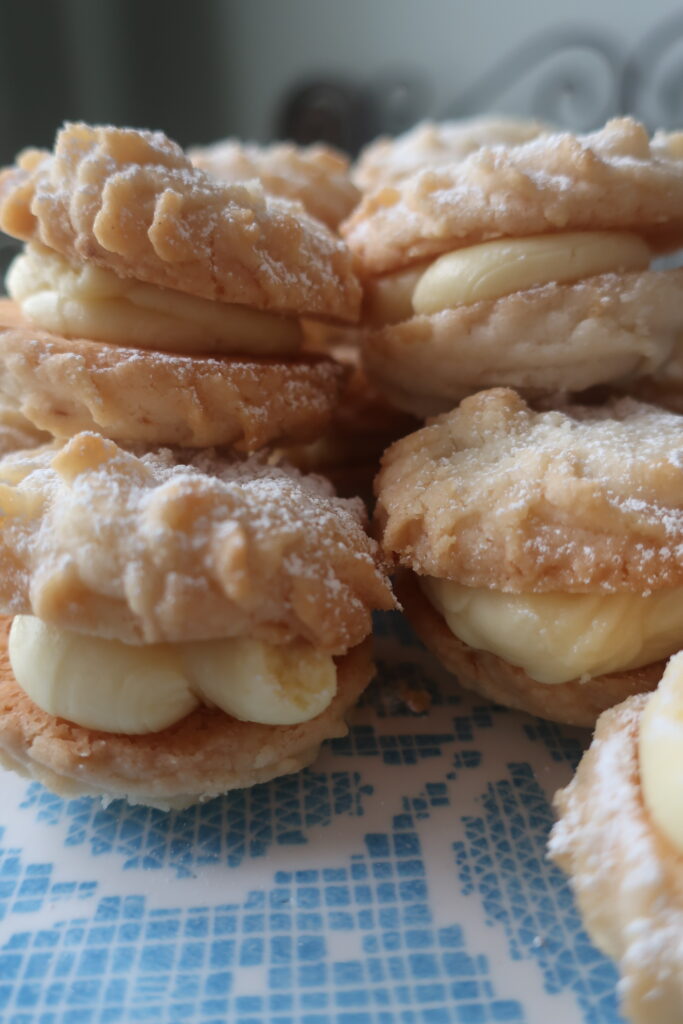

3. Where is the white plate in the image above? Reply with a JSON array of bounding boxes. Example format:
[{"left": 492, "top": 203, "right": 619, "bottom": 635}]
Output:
[{"left": 0, "top": 612, "right": 624, "bottom": 1023}]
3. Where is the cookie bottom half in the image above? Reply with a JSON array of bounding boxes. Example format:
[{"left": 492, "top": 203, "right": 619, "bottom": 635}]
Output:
[
  {"left": 0, "top": 299, "right": 345, "bottom": 451},
  {"left": 397, "top": 573, "right": 661, "bottom": 726},
  {"left": 362, "top": 270, "right": 683, "bottom": 417},
  {"left": 0, "top": 617, "right": 374, "bottom": 809},
  {"left": 549, "top": 694, "right": 683, "bottom": 1024}
]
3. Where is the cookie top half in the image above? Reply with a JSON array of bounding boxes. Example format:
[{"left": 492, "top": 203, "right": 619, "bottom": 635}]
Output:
[
  {"left": 0, "top": 433, "right": 395, "bottom": 649},
  {"left": 375, "top": 388, "right": 683, "bottom": 594},
  {"left": 343, "top": 118, "right": 683, "bottom": 275},
  {"left": 353, "top": 115, "right": 550, "bottom": 190},
  {"left": 0, "top": 122, "right": 361, "bottom": 321}
]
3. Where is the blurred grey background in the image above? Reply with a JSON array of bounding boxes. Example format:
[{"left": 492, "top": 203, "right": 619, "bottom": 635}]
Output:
[{"left": 2, "top": 0, "right": 683, "bottom": 169}]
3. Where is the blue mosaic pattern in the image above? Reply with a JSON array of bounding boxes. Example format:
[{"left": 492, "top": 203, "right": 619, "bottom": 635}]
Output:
[
  {"left": 0, "top": 612, "right": 626, "bottom": 1022},
  {"left": 0, "top": 828, "right": 96, "bottom": 921},
  {"left": 19, "top": 770, "right": 373, "bottom": 878},
  {"left": 0, "top": 817, "right": 528, "bottom": 1024},
  {"left": 454, "top": 765, "right": 622, "bottom": 1023}
]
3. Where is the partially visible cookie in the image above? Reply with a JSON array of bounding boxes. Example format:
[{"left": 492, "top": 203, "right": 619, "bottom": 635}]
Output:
[
  {"left": 353, "top": 115, "right": 551, "bottom": 190},
  {"left": 549, "top": 680, "right": 683, "bottom": 1023},
  {"left": 189, "top": 138, "right": 359, "bottom": 230},
  {"left": 362, "top": 269, "right": 683, "bottom": 417}
]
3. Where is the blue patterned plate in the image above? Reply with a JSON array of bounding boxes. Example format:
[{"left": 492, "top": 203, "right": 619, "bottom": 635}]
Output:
[{"left": 0, "top": 613, "right": 623, "bottom": 1023}]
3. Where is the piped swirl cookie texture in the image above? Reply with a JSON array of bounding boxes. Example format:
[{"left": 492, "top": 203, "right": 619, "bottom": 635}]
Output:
[
  {"left": 0, "top": 296, "right": 344, "bottom": 450},
  {"left": 0, "top": 432, "right": 395, "bottom": 648},
  {"left": 376, "top": 388, "right": 683, "bottom": 593},
  {"left": 0, "top": 122, "right": 361, "bottom": 321},
  {"left": 343, "top": 117, "right": 683, "bottom": 273}
]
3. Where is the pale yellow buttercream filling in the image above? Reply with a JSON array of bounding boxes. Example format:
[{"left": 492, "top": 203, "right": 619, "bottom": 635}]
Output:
[
  {"left": 421, "top": 577, "right": 683, "bottom": 685},
  {"left": 639, "top": 651, "right": 683, "bottom": 854},
  {"left": 367, "top": 231, "right": 652, "bottom": 324},
  {"left": 6, "top": 244, "right": 303, "bottom": 355},
  {"left": 9, "top": 615, "right": 337, "bottom": 733}
]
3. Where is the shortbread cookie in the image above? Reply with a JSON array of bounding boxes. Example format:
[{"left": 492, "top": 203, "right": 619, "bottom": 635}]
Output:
[
  {"left": 353, "top": 115, "right": 550, "bottom": 190},
  {"left": 0, "top": 431, "right": 395, "bottom": 647},
  {"left": 0, "top": 299, "right": 345, "bottom": 450},
  {"left": 0, "top": 122, "right": 363, "bottom": 448},
  {"left": 550, "top": 660, "right": 683, "bottom": 1023},
  {"left": 189, "top": 139, "right": 359, "bottom": 230},
  {"left": 1, "top": 123, "right": 360, "bottom": 321},
  {"left": 0, "top": 620, "right": 374, "bottom": 809},
  {"left": 0, "top": 434, "right": 395, "bottom": 806},
  {"left": 343, "top": 118, "right": 683, "bottom": 413},
  {"left": 375, "top": 389, "right": 683, "bottom": 722}
]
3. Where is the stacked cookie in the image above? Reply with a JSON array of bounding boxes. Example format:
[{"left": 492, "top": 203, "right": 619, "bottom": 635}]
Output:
[
  {"left": 375, "top": 388, "right": 683, "bottom": 725},
  {"left": 188, "top": 132, "right": 418, "bottom": 496},
  {"left": 353, "top": 116, "right": 683, "bottom": 1023},
  {"left": 345, "top": 118, "right": 683, "bottom": 720},
  {"left": 0, "top": 122, "right": 396, "bottom": 807}
]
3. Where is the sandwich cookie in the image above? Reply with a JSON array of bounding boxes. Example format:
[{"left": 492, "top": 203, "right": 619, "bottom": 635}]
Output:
[
  {"left": 0, "top": 122, "right": 362, "bottom": 449},
  {"left": 375, "top": 388, "right": 683, "bottom": 725},
  {"left": 550, "top": 651, "right": 683, "bottom": 1023},
  {"left": 0, "top": 432, "right": 396, "bottom": 807},
  {"left": 342, "top": 118, "right": 683, "bottom": 416}
]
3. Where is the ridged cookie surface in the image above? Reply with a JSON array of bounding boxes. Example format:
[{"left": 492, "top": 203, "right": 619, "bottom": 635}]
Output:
[
  {"left": 0, "top": 299, "right": 346, "bottom": 450},
  {"left": 375, "top": 388, "right": 683, "bottom": 593},
  {"left": 0, "top": 433, "right": 395, "bottom": 647},
  {"left": 361, "top": 270, "right": 683, "bottom": 416},
  {"left": 0, "top": 122, "right": 361, "bottom": 321},
  {"left": 549, "top": 694, "right": 683, "bottom": 1024},
  {"left": 343, "top": 118, "right": 683, "bottom": 274}
]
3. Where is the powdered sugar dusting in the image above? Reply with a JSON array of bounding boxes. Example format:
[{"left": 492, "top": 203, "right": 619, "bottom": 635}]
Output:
[
  {"left": 0, "top": 434, "right": 395, "bottom": 649},
  {"left": 378, "top": 389, "right": 683, "bottom": 592},
  {"left": 342, "top": 117, "right": 683, "bottom": 274},
  {"left": 2, "top": 122, "right": 361, "bottom": 322}
]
